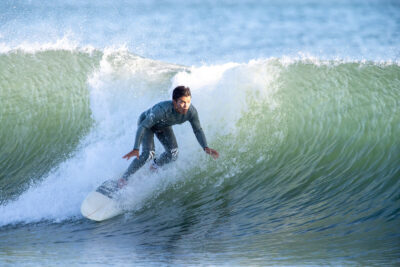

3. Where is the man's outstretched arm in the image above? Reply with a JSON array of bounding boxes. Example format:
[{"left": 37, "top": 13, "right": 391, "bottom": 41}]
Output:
[
  {"left": 190, "top": 108, "right": 219, "bottom": 159},
  {"left": 123, "top": 105, "right": 164, "bottom": 160}
]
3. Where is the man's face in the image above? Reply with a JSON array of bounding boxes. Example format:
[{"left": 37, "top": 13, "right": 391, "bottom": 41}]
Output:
[{"left": 173, "top": 96, "right": 191, "bottom": 114}]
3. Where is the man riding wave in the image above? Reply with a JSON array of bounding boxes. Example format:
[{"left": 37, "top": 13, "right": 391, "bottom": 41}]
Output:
[{"left": 119, "top": 86, "right": 219, "bottom": 186}]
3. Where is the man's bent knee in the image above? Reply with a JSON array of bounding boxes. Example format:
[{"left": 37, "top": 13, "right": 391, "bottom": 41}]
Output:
[
  {"left": 140, "top": 150, "right": 155, "bottom": 162},
  {"left": 170, "top": 148, "right": 178, "bottom": 161},
  {"left": 154, "top": 148, "right": 178, "bottom": 167},
  {"left": 123, "top": 150, "right": 155, "bottom": 179}
]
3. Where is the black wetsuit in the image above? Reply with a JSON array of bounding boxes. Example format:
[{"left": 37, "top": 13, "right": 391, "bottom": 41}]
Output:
[{"left": 122, "top": 100, "right": 208, "bottom": 179}]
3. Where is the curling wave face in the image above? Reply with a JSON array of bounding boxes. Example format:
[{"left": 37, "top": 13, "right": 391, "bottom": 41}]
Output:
[{"left": 0, "top": 48, "right": 399, "bottom": 264}]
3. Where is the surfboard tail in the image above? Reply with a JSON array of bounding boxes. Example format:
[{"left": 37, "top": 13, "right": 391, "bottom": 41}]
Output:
[{"left": 81, "top": 180, "right": 124, "bottom": 221}]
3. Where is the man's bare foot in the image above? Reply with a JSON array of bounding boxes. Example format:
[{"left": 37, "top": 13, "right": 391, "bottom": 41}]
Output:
[
  {"left": 117, "top": 178, "right": 128, "bottom": 188},
  {"left": 150, "top": 161, "right": 159, "bottom": 172}
]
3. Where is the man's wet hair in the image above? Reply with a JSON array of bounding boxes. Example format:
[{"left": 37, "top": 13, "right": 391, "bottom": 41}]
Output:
[{"left": 173, "top": 86, "right": 191, "bottom": 101}]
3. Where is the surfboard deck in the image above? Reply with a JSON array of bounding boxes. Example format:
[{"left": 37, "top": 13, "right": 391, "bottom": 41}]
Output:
[{"left": 81, "top": 180, "right": 124, "bottom": 221}]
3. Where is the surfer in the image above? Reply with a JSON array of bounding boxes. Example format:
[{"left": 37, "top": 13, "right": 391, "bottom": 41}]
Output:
[{"left": 118, "top": 86, "right": 219, "bottom": 186}]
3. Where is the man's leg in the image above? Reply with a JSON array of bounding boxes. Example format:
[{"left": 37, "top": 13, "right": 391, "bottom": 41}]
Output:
[
  {"left": 122, "top": 129, "right": 155, "bottom": 180},
  {"left": 154, "top": 127, "right": 178, "bottom": 167}
]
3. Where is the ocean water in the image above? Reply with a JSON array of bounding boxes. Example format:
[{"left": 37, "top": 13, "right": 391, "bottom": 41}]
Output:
[{"left": 1, "top": 0, "right": 399, "bottom": 266}]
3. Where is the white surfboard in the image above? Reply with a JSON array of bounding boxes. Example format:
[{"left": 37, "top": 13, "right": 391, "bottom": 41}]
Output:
[{"left": 81, "top": 180, "right": 124, "bottom": 221}]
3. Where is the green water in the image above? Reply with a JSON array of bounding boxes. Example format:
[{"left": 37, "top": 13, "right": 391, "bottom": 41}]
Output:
[
  {"left": 0, "top": 50, "right": 101, "bottom": 200},
  {"left": 0, "top": 51, "right": 399, "bottom": 265}
]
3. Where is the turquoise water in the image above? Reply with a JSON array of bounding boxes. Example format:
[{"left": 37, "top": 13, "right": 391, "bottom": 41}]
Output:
[{"left": 1, "top": 0, "right": 400, "bottom": 266}]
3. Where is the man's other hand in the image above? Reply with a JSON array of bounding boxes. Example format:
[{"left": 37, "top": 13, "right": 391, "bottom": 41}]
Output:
[{"left": 204, "top": 147, "right": 219, "bottom": 159}]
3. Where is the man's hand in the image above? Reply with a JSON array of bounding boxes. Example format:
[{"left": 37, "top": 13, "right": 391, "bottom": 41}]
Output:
[
  {"left": 123, "top": 149, "right": 140, "bottom": 160},
  {"left": 204, "top": 147, "right": 219, "bottom": 159}
]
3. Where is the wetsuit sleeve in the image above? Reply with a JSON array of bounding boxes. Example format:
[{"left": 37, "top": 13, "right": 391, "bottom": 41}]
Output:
[
  {"left": 133, "top": 106, "right": 164, "bottom": 150},
  {"left": 189, "top": 107, "right": 208, "bottom": 149}
]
